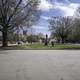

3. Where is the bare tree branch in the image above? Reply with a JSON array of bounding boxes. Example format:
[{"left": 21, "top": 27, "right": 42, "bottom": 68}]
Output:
[{"left": 7, "top": 0, "right": 22, "bottom": 24}]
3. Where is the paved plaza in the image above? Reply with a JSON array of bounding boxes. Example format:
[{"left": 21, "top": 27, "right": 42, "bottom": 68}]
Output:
[{"left": 0, "top": 50, "right": 80, "bottom": 80}]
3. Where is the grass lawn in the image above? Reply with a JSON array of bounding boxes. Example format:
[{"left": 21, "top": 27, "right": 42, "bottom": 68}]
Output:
[
  {"left": 1, "top": 43, "right": 80, "bottom": 50},
  {"left": 17, "top": 43, "right": 80, "bottom": 49}
]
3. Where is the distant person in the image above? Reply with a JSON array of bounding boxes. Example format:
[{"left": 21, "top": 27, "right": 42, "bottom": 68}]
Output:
[{"left": 51, "top": 41, "right": 54, "bottom": 47}]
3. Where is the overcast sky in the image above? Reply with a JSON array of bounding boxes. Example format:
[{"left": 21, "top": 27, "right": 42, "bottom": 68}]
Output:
[{"left": 32, "top": 0, "right": 80, "bottom": 36}]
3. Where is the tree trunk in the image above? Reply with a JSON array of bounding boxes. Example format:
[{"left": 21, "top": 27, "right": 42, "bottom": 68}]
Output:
[{"left": 2, "top": 28, "right": 8, "bottom": 47}]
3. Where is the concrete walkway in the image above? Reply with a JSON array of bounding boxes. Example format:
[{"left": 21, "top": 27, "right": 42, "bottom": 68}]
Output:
[{"left": 0, "top": 50, "right": 80, "bottom": 80}]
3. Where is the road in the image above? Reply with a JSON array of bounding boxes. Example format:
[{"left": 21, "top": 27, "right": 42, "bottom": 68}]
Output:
[{"left": 0, "top": 50, "right": 80, "bottom": 80}]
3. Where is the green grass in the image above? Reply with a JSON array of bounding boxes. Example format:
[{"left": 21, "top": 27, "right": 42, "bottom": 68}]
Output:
[
  {"left": 17, "top": 43, "right": 80, "bottom": 49},
  {"left": 1, "top": 43, "right": 80, "bottom": 50}
]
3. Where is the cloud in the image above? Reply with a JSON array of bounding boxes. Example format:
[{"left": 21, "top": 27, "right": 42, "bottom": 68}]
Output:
[
  {"left": 38, "top": 0, "right": 80, "bottom": 16},
  {"left": 53, "top": 2, "right": 80, "bottom": 16},
  {"left": 32, "top": 25, "right": 50, "bottom": 36},
  {"left": 41, "top": 16, "right": 51, "bottom": 20},
  {"left": 33, "top": 26, "right": 45, "bottom": 29},
  {"left": 32, "top": 25, "right": 49, "bottom": 30},
  {"left": 38, "top": 0, "right": 53, "bottom": 11}
]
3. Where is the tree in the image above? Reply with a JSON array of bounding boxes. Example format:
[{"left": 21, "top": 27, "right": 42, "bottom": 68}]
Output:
[
  {"left": 37, "top": 33, "right": 45, "bottom": 39},
  {"left": 49, "top": 17, "right": 72, "bottom": 43},
  {"left": 69, "top": 18, "right": 80, "bottom": 43},
  {"left": 74, "top": 7, "right": 80, "bottom": 17},
  {"left": 27, "top": 35, "right": 39, "bottom": 43},
  {"left": 68, "top": 7, "right": 80, "bottom": 43},
  {"left": 0, "top": 0, "right": 40, "bottom": 47}
]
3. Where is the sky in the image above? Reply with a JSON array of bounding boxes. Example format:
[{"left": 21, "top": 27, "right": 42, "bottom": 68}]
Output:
[{"left": 32, "top": 0, "right": 80, "bottom": 37}]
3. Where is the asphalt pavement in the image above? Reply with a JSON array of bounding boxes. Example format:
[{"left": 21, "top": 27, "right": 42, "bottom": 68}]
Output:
[{"left": 0, "top": 50, "right": 80, "bottom": 80}]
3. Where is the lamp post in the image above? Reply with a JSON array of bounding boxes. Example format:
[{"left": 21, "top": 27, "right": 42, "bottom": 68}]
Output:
[{"left": 45, "top": 34, "right": 48, "bottom": 46}]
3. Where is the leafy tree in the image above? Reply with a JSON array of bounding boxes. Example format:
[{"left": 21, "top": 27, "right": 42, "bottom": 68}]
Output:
[
  {"left": 68, "top": 18, "right": 80, "bottom": 43},
  {"left": 68, "top": 7, "right": 80, "bottom": 43},
  {"left": 49, "top": 17, "right": 72, "bottom": 43},
  {"left": 0, "top": 0, "right": 40, "bottom": 47}
]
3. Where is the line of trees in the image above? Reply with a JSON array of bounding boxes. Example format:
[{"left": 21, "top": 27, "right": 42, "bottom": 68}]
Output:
[
  {"left": 49, "top": 7, "right": 80, "bottom": 43},
  {"left": 0, "top": 0, "right": 40, "bottom": 47},
  {"left": 7, "top": 32, "right": 45, "bottom": 44}
]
